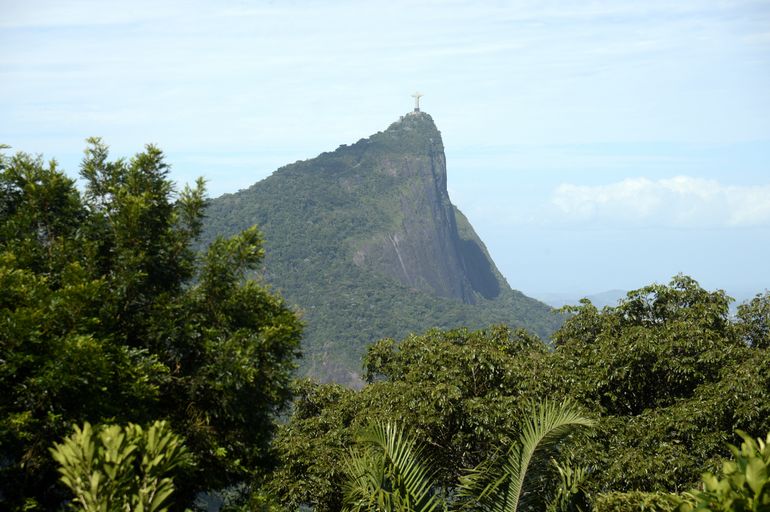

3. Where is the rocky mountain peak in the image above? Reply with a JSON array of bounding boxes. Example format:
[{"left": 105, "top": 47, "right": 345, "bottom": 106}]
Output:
[{"left": 200, "top": 113, "right": 557, "bottom": 383}]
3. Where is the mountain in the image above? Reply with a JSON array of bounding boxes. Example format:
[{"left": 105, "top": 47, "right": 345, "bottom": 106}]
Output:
[{"left": 200, "top": 112, "right": 560, "bottom": 385}]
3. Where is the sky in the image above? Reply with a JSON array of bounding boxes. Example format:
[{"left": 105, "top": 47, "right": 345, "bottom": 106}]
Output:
[{"left": 2, "top": 0, "right": 769, "bottom": 300}]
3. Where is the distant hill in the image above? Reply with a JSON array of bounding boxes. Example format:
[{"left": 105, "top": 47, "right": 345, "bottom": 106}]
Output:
[
  {"left": 535, "top": 286, "right": 770, "bottom": 312},
  {"left": 200, "top": 112, "right": 561, "bottom": 384},
  {"left": 535, "top": 290, "right": 629, "bottom": 309}
]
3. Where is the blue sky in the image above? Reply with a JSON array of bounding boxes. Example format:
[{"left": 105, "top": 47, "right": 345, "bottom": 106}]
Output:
[{"left": 2, "top": 0, "right": 769, "bottom": 299}]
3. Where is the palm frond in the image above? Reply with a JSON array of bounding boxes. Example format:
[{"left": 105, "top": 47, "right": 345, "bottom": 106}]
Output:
[
  {"left": 458, "top": 400, "right": 595, "bottom": 512},
  {"left": 342, "top": 421, "right": 444, "bottom": 512}
]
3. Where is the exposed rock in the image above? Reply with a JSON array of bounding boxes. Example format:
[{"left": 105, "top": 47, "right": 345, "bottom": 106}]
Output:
[{"left": 350, "top": 113, "right": 500, "bottom": 304}]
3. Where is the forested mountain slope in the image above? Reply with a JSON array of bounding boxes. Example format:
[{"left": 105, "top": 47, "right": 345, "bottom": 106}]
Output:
[{"left": 201, "top": 112, "right": 560, "bottom": 384}]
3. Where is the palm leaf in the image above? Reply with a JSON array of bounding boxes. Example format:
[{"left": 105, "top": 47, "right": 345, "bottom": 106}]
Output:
[
  {"left": 342, "top": 421, "right": 444, "bottom": 512},
  {"left": 458, "top": 400, "right": 595, "bottom": 512}
]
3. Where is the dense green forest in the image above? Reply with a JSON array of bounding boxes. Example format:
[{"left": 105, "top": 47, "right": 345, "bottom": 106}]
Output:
[
  {"left": 2, "top": 142, "right": 769, "bottom": 511},
  {"left": 0, "top": 142, "right": 302, "bottom": 509},
  {"left": 270, "top": 282, "right": 770, "bottom": 510}
]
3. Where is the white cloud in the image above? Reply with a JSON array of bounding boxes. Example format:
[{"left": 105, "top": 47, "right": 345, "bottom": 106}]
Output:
[{"left": 551, "top": 176, "right": 770, "bottom": 227}]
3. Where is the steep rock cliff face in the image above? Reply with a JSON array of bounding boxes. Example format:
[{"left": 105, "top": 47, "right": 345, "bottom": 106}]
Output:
[
  {"left": 201, "top": 112, "right": 558, "bottom": 384},
  {"left": 349, "top": 113, "right": 499, "bottom": 304}
]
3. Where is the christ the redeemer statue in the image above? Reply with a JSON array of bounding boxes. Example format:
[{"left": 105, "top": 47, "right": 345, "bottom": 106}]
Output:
[{"left": 412, "top": 92, "right": 423, "bottom": 112}]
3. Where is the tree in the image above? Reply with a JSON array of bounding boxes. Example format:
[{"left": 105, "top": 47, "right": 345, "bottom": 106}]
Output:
[
  {"left": 268, "top": 326, "right": 554, "bottom": 510},
  {"left": 267, "top": 379, "right": 359, "bottom": 511},
  {"left": 50, "top": 421, "right": 190, "bottom": 512},
  {"left": 0, "top": 141, "right": 302, "bottom": 510},
  {"left": 549, "top": 275, "right": 770, "bottom": 494},
  {"left": 553, "top": 274, "right": 739, "bottom": 415},
  {"left": 736, "top": 291, "right": 770, "bottom": 350},
  {"left": 270, "top": 275, "right": 770, "bottom": 510},
  {"left": 267, "top": 275, "right": 770, "bottom": 509},
  {"left": 600, "top": 429, "right": 770, "bottom": 511}
]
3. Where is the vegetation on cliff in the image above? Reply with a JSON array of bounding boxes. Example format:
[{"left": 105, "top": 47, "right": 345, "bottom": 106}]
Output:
[{"left": 200, "top": 114, "right": 559, "bottom": 384}]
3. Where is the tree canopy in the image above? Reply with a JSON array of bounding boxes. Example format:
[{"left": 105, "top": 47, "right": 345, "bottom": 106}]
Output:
[
  {"left": 2, "top": 140, "right": 768, "bottom": 512},
  {"left": 267, "top": 276, "right": 770, "bottom": 510},
  {"left": 552, "top": 276, "right": 770, "bottom": 493},
  {"left": 0, "top": 141, "right": 302, "bottom": 510}
]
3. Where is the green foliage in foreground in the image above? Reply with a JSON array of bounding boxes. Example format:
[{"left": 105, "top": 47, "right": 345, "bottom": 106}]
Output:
[
  {"left": 595, "top": 430, "right": 770, "bottom": 511},
  {"left": 456, "top": 400, "right": 595, "bottom": 512},
  {"left": 268, "top": 277, "right": 770, "bottom": 511},
  {"left": 340, "top": 400, "right": 593, "bottom": 512},
  {"left": 0, "top": 142, "right": 301, "bottom": 510},
  {"left": 678, "top": 431, "right": 770, "bottom": 511},
  {"left": 342, "top": 422, "right": 444, "bottom": 512},
  {"left": 50, "top": 421, "right": 189, "bottom": 512},
  {"left": 269, "top": 326, "right": 550, "bottom": 511}
]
